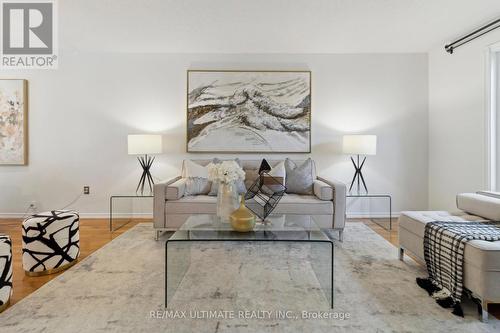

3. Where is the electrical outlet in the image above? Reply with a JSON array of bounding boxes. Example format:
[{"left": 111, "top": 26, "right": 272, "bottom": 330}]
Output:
[{"left": 83, "top": 186, "right": 90, "bottom": 195}]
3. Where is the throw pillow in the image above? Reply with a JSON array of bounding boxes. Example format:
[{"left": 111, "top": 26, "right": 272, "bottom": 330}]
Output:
[
  {"left": 182, "top": 160, "right": 212, "bottom": 195},
  {"left": 284, "top": 158, "right": 314, "bottom": 195},
  {"left": 258, "top": 159, "right": 272, "bottom": 174},
  {"left": 263, "top": 160, "right": 286, "bottom": 186},
  {"left": 244, "top": 169, "right": 260, "bottom": 189},
  {"left": 208, "top": 158, "right": 246, "bottom": 195}
]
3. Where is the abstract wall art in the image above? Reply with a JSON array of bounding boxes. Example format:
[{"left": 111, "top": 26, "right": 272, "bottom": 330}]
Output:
[
  {"left": 187, "top": 70, "right": 311, "bottom": 153},
  {"left": 0, "top": 79, "right": 28, "bottom": 165}
]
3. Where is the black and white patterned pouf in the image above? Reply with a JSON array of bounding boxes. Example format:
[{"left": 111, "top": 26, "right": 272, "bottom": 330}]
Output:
[
  {"left": 22, "top": 210, "right": 80, "bottom": 276},
  {"left": 0, "top": 234, "right": 13, "bottom": 312}
]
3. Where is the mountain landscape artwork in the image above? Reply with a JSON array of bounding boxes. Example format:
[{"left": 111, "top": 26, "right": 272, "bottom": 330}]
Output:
[{"left": 187, "top": 70, "right": 311, "bottom": 152}]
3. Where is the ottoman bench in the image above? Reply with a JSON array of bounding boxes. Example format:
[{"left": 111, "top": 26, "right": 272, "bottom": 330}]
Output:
[
  {"left": 0, "top": 234, "right": 13, "bottom": 313},
  {"left": 22, "top": 210, "right": 80, "bottom": 276},
  {"left": 398, "top": 192, "right": 500, "bottom": 321}
]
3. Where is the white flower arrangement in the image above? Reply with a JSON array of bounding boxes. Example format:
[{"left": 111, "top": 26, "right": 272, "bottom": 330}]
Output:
[{"left": 208, "top": 161, "right": 245, "bottom": 184}]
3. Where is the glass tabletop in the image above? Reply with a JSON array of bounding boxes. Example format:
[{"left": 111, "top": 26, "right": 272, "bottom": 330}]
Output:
[{"left": 170, "top": 214, "right": 330, "bottom": 241}]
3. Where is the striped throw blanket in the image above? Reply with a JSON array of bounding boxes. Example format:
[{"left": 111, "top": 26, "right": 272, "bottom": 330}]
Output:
[{"left": 416, "top": 220, "right": 500, "bottom": 316}]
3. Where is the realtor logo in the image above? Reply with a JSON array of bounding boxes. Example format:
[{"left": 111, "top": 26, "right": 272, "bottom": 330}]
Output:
[{"left": 1, "top": 0, "right": 57, "bottom": 69}]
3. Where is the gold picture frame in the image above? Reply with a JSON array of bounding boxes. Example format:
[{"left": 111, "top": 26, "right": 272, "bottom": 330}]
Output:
[
  {"left": 0, "top": 79, "right": 28, "bottom": 165},
  {"left": 186, "top": 70, "right": 311, "bottom": 153}
]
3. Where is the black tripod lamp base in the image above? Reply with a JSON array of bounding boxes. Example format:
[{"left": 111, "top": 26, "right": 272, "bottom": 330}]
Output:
[
  {"left": 136, "top": 154, "right": 155, "bottom": 195},
  {"left": 349, "top": 155, "right": 368, "bottom": 193}
]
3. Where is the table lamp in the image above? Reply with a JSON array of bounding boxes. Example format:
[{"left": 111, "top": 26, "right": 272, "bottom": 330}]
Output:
[
  {"left": 128, "top": 134, "right": 163, "bottom": 195},
  {"left": 342, "top": 135, "right": 377, "bottom": 193}
]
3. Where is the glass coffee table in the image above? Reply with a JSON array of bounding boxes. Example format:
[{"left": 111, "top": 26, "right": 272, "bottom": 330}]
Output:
[{"left": 165, "top": 214, "right": 334, "bottom": 308}]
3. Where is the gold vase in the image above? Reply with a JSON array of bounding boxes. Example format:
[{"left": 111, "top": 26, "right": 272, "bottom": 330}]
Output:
[{"left": 230, "top": 196, "right": 256, "bottom": 232}]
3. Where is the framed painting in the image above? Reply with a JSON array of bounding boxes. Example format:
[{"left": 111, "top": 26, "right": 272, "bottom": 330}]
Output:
[
  {"left": 187, "top": 70, "right": 311, "bottom": 153},
  {"left": 0, "top": 79, "right": 28, "bottom": 165}
]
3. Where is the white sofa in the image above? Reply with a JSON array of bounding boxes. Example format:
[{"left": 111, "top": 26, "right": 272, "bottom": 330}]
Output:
[
  {"left": 398, "top": 192, "right": 500, "bottom": 321},
  {"left": 153, "top": 159, "right": 347, "bottom": 240}
]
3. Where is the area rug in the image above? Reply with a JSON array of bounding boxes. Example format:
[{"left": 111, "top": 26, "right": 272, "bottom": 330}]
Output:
[{"left": 0, "top": 222, "right": 498, "bottom": 332}]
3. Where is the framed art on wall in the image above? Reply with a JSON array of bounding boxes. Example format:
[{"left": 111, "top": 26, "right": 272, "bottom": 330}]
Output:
[
  {"left": 187, "top": 70, "right": 311, "bottom": 153},
  {"left": 0, "top": 79, "right": 28, "bottom": 165}
]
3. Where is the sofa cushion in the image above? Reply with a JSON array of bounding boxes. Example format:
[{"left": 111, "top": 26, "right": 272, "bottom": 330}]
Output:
[
  {"left": 166, "top": 195, "right": 217, "bottom": 214},
  {"left": 263, "top": 194, "right": 333, "bottom": 215},
  {"left": 456, "top": 192, "right": 500, "bottom": 221},
  {"left": 166, "top": 193, "right": 333, "bottom": 216},
  {"left": 399, "top": 211, "right": 487, "bottom": 238},
  {"left": 399, "top": 211, "right": 500, "bottom": 271}
]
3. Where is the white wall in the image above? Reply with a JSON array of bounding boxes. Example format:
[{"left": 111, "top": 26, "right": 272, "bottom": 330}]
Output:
[
  {"left": 428, "top": 30, "right": 500, "bottom": 210},
  {"left": 0, "top": 53, "right": 428, "bottom": 217}
]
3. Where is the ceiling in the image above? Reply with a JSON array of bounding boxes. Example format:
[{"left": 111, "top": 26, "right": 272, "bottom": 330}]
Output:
[{"left": 61, "top": 0, "right": 500, "bottom": 53}]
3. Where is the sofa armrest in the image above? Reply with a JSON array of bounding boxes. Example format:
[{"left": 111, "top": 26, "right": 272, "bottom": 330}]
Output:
[
  {"left": 166, "top": 178, "right": 186, "bottom": 200},
  {"left": 457, "top": 192, "right": 500, "bottom": 220},
  {"left": 313, "top": 179, "right": 333, "bottom": 201},
  {"left": 317, "top": 177, "right": 347, "bottom": 230},
  {"left": 154, "top": 176, "right": 181, "bottom": 229}
]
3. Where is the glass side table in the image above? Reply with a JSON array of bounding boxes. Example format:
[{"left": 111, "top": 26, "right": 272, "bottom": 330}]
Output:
[
  {"left": 109, "top": 194, "right": 153, "bottom": 231},
  {"left": 346, "top": 193, "right": 392, "bottom": 230},
  {"left": 166, "top": 214, "right": 334, "bottom": 309}
]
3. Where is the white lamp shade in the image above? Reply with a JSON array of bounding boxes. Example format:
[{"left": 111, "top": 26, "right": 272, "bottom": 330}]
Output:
[
  {"left": 127, "top": 134, "right": 163, "bottom": 155},
  {"left": 342, "top": 135, "right": 377, "bottom": 155}
]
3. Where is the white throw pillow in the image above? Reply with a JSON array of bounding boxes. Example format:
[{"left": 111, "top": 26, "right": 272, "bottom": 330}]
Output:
[
  {"left": 267, "top": 161, "right": 286, "bottom": 185},
  {"left": 182, "top": 160, "right": 209, "bottom": 178},
  {"left": 181, "top": 160, "right": 212, "bottom": 195}
]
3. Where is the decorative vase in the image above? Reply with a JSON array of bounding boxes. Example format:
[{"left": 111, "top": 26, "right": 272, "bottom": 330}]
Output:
[
  {"left": 216, "top": 182, "right": 239, "bottom": 221},
  {"left": 230, "top": 196, "right": 256, "bottom": 232}
]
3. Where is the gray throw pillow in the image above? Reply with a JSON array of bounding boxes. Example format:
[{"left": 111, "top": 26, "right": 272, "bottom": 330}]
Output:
[
  {"left": 284, "top": 158, "right": 314, "bottom": 195},
  {"left": 208, "top": 158, "right": 246, "bottom": 196},
  {"left": 182, "top": 160, "right": 212, "bottom": 195},
  {"left": 185, "top": 177, "right": 211, "bottom": 196}
]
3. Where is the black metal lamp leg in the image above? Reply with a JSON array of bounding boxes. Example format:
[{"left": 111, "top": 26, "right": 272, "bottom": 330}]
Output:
[
  {"left": 349, "top": 156, "right": 359, "bottom": 192},
  {"left": 136, "top": 154, "right": 156, "bottom": 195},
  {"left": 349, "top": 154, "right": 368, "bottom": 193}
]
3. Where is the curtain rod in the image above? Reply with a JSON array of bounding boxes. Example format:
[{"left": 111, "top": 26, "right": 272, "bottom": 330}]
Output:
[{"left": 445, "top": 18, "right": 500, "bottom": 54}]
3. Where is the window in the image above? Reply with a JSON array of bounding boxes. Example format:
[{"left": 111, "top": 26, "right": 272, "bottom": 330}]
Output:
[{"left": 488, "top": 45, "right": 500, "bottom": 191}]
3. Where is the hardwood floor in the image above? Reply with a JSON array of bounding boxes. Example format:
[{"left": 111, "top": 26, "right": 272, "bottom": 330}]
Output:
[
  {"left": 0, "top": 218, "right": 141, "bottom": 307},
  {"left": 0, "top": 217, "right": 497, "bottom": 319}
]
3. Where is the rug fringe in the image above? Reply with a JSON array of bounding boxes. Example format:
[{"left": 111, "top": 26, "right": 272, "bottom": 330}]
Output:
[
  {"left": 436, "top": 296, "right": 455, "bottom": 308},
  {"left": 416, "top": 278, "right": 440, "bottom": 296},
  {"left": 452, "top": 303, "right": 464, "bottom": 317},
  {"left": 431, "top": 289, "right": 450, "bottom": 299},
  {"left": 416, "top": 277, "right": 464, "bottom": 317}
]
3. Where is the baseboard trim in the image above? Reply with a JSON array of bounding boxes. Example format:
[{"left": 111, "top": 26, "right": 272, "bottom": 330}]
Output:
[
  {"left": 347, "top": 212, "right": 400, "bottom": 219},
  {"left": 0, "top": 212, "right": 153, "bottom": 219},
  {"left": 1, "top": 212, "right": 398, "bottom": 219}
]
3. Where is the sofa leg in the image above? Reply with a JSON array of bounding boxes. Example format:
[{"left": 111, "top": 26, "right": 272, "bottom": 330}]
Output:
[
  {"left": 398, "top": 247, "right": 404, "bottom": 261},
  {"left": 338, "top": 230, "right": 344, "bottom": 242},
  {"left": 154, "top": 230, "right": 160, "bottom": 241},
  {"left": 481, "top": 301, "right": 489, "bottom": 322}
]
